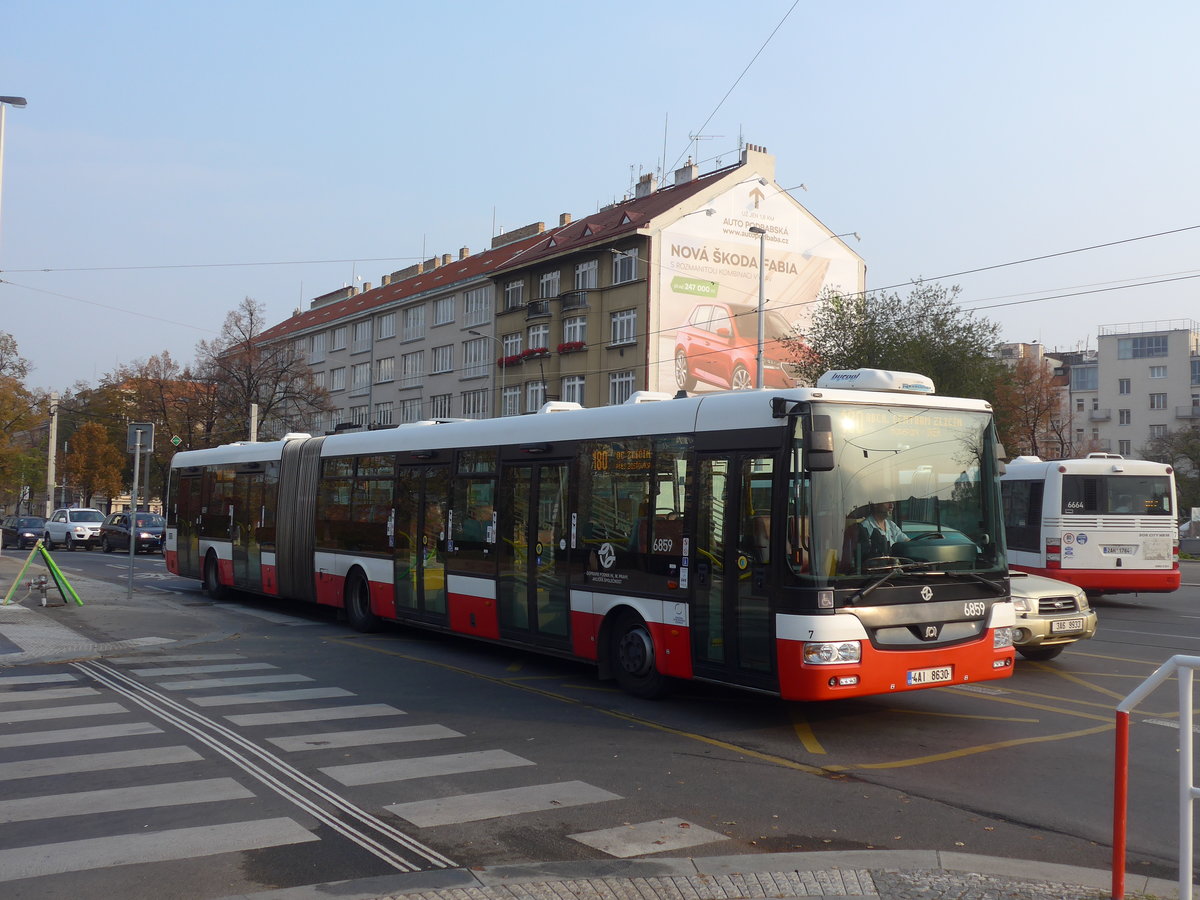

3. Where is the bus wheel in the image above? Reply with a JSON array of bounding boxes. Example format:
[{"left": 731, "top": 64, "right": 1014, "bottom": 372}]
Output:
[
  {"left": 345, "top": 570, "right": 381, "bottom": 633},
  {"left": 1017, "top": 644, "right": 1065, "bottom": 661},
  {"left": 203, "top": 553, "right": 227, "bottom": 600},
  {"left": 611, "top": 613, "right": 670, "bottom": 699}
]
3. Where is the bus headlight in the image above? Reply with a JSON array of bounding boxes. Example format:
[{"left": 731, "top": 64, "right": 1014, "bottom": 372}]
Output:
[
  {"left": 993, "top": 627, "right": 1013, "bottom": 648},
  {"left": 803, "top": 641, "right": 861, "bottom": 664}
]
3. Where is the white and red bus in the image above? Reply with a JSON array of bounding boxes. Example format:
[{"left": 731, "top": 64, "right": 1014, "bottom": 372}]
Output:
[
  {"left": 166, "top": 368, "right": 1016, "bottom": 700},
  {"left": 1000, "top": 453, "right": 1179, "bottom": 596}
]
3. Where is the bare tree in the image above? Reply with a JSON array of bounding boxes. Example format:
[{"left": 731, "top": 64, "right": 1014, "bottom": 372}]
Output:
[
  {"left": 194, "top": 297, "right": 329, "bottom": 444},
  {"left": 991, "top": 356, "right": 1067, "bottom": 458}
]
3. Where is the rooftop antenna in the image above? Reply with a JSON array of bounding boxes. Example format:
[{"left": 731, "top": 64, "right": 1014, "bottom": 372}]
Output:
[
  {"left": 660, "top": 113, "right": 669, "bottom": 183},
  {"left": 688, "top": 133, "right": 723, "bottom": 165}
]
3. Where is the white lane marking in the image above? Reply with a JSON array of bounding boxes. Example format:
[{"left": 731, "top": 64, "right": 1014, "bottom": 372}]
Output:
[
  {"left": 0, "top": 673, "right": 78, "bottom": 685},
  {"left": 268, "top": 724, "right": 462, "bottom": 752},
  {"left": 0, "top": 702, "right": 127, "bottom": 723},
  {"left": 322, "top": 749, "right": 535, "bottom": 786},
  {"left": 128, "top": 662, "right": 278, "bottom": 676},
  {"left": 0, "top": 721, "right": 161, "bottom": 749},
  {"left": 189, "top": 687, "right": 353, "bottom": 707},
  {"left": 158, "top": 673, "right": 312, "bottom": 691},
  {"left": 0, "top": 746, "right": 202, "bottom": 781},
  {"left": 568, "top": 817, "right": 730, "bottom": 858},
  {"left": 387, "top": 780, "right": 622, "bottom": 827},
  {"left": 108, "top": 653, "right": 247, "bottom": 663},
  {"left": 0, "top": 817, "right": 317, "bottom": 881},
  {"left": 0, "top": 776, "right": 253, "bottom": 823},
  {"left": 0, "top": 686, "right": 99, "bottom": 704},
  {"left": 226, "top": 703, "right": 406, "bottom": 726}
]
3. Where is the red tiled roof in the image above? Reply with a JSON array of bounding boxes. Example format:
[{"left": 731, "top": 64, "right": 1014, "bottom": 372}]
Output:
[{"left": 256, "top": 161, "right": 739, "bottom": 344}]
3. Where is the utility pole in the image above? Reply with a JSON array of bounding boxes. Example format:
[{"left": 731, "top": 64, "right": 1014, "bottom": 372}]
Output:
[{"left": 45, "top": 393, "right": 58, "bottom": 516}]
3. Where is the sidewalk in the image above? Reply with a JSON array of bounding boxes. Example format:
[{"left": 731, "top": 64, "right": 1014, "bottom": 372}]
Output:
[{"left": 0, "top": 552, "right": 1185, "bottom": 900}]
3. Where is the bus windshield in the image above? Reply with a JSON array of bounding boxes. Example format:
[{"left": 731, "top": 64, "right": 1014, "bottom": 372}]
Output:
[
  {"left": 791, "top": 402, "right": 1005, "bottom": 580},
  {"left": 1062, "top": 473, "right": 1173, "bottom": 515}
]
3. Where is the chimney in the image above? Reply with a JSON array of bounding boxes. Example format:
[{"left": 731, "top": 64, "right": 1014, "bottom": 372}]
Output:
[
  {"left": 491, "top": 221, "right": 546, "bottom": 249},
  {"left": 441, "top": 253, "right": 451, "bottom": 266},
  {"left": 559, "top": 212, "right": 572, "bottom": 226},
  {"left": 381, "top": 274, "right": 392, "bottom": 286},
  {"left": 361, "top": 282, "right": 372, "bottom": 292},
  {"left": 635, "top": 173, "right": 657, "bottom": 198},
  {"left": 674, "top": 159, "right": 697, "bottom": 186},
  {"left": 459, "top": 246, "right": 470, "bottom": 259}
]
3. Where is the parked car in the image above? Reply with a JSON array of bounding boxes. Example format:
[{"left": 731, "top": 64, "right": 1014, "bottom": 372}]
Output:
[
  {"left": 1009, "top": 570, "right": 1098, "bottom": 660},
  {"left": 673, "top": 301, "right": 796, "bottom": 391},
  {"left": 1, "top": 515, "right": 46, "bottom": 550},
  {"left": 43, "top": 507, "right": 105, "bottom": 551},
  {"left": 99, "top": 511, "right": 166, "bottom": 554}
]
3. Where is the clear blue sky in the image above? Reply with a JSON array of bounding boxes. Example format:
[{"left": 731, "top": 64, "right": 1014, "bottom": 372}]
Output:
[{"left": 3, "top": 0, "right": 1198, "bottom": 391}]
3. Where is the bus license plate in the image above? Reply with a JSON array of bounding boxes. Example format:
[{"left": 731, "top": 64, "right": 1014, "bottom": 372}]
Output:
[
  {"left": 907, "top": 666, "right": 953, "bottom": 686},
  {"left": 1051, "top": 618, "right": 1085, "bottom": 634},
  {"left": 1102, "top": 545, "right": 1137, "bottom": 555}
]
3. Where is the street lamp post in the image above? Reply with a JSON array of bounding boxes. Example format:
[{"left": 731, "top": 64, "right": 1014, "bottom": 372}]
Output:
[
  {"left": 468, "top": 329, "right": 507, "bottom": 417},
  {"left": 748, "top": 226, "right": 767, "bottom": 389},
  {"left": 0, "top": 95, "right": 28, "bottom": 256}
]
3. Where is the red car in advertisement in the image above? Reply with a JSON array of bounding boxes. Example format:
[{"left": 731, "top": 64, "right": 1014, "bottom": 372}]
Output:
[{"left": 673, "top": 301, "right": 796, "bottom": 391}]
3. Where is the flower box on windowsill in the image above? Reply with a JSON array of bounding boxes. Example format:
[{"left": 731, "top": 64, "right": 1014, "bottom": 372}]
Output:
[
  {"left": 520, "top": 348, "right": 550, "bottom": 361},
  {"left": 557, "top": 341, "right": 586, "bottom": 354},
  {"left": 498, "top": 355, "right": 522, "bottom": 369}
]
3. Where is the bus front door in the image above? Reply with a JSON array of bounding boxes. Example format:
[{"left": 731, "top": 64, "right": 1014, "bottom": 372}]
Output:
[
  {"left": 175, "top": 475, "right": 202, "bottom": 578},
  {"left": 498, "top": 462, "right": 570, "bottom": 647},
  {"left": 691, "top": 454, "right": 775, "bottom": 690}
]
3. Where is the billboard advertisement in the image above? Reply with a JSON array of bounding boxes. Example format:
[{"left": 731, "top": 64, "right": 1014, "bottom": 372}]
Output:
[{"left": 651, "top": 182, "right": 864, "bottom": 394}]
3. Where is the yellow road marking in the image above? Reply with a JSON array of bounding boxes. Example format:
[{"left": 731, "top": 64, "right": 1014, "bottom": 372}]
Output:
[
  {"left": 896, "top": 709, "right": 1039, "bottom": 723},
  {"left": 790, "top": 710, "right": 826, "bottom": 754}
]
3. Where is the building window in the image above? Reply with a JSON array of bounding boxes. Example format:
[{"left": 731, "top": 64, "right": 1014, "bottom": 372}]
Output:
[
  {"left": 430, "top": 394, "right": 452, "bottom": 419},
  {"left": 502, "top": 332, "right": 522, "bottom": 357},
  {"left": 528, "top": 323, "right": 549, "bottom": 351},
  {"left": 1118, "top": 378, "right": 1131, "bottom": 395},
  {"left": 501, "top": 385, "right": 521, "bottom": 418},
  {"left": 610, "top": 309, "right": 637, "bottom": 345},
  {"left": 312, "top": 371, "right": 326, "bottom": 390},
  {"left": 375, "top": 356, "right": 395, "bottom": 384},
  {"left": 575, "top": 259, "right": 598, "bottom": 290},
  {"left": 330, "top": 325, "right": 347, "bottom": 351},
  {"left": 538, "top": 271, "right": 560, "bottom": 299},
  {"left": 329, "top": 367, "right": 346, "bottom": 392},
  {"left": 526, "top": 380, "right": 546, "bottom": 412},
  {"left": 350, "top": 405, "right": 370, "bottom": 427},
  {"left": 374, "top": 401, "right": 394, "bottom": 426},
  {"left": 461, "top": 390, "right": 489, "bottom": 419},
  {"left": 563, "top": 315, "right": 587, "bottom": 344},
  {"left": 1118, "top": 440, "right": 1131, "bottom": 455},
  {"left": 401, "top": 351, "right": 424, "bottom": 389},
  {"left": 1149, "top": 365, "right": 1167, "bottom": 379},
  {"left": 1118, "top": 408, "right": 1131, "bottom": 425},
  {"left": 1118, "top": 335, "right": 1168, "bottom": 359},
  {"left": 504, "top": 280, "right": 525, "bottom": 310},
  {"left": 464, "top": 286, "right": 492, "bottom": 326},
  {"left": 1149, "top": 424, "right": 1167, "bottom": 438},
  {"left": 1075, "top": 398, "right": 1084, "bottom": 413},
  {"left": 432, "top": 345, "right": 453, "bottom": 374},
  {"left": 433, "top": 296, "right": 455, "bottom": 326},
  {"left": 402, "top": 305, "right": 425, "bottom": 342},
  {"left": 463, "top": 338, "right": 489, "bottom": 379},
  {"left": 562, "top": 375, "right": 585, "bottom": 404},
  {"left": 309, "top": 332, "right": 326, "bottom": 363},
  {"left": 352, "top": 320, "right": 372, "bottom": 352},
  {"left": 609, "top": 370, "right": 635, "bottom": 405},
  {"left": 1192, "top": 359, "right": 1200, "bottom": 386},
  {"left": 376, "top": 313, "right": 396, "bottom": 340},
  {"left": 351, "top": 362, "right": 371, "bottom": 393},
  {"left": 1150, "top": 393, "right": 1167, "bottom": 410},
  {"left": 612, "top": 249, "right": 638, "bottom": 284},
  {"left": 1070, "top": 365, "right": 1098, "bottom": 391},
  {"left": 399, "top": 398, "right": 422, "bottom": 423}
]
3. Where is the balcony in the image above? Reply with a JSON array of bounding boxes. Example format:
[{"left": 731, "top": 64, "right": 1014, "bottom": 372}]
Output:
[
  {"left": 526, "top": 299, "right": 551, "bottom": 320},
  {"left": 1088, "top": 408, "right": 1111, "bottom": 421},
  {"left": 558, "top": 290, "right": 591, "bottom": 310},
  {"left": 1176, "top": 405, "right": 1200, "bottom": 419}
]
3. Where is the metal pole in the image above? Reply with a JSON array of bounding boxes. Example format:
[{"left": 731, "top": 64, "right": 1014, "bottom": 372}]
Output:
[
  {"left": 749, "top": 226, "right": 767, "bottom": 388},
  {"left": 127, "top": 429, "right": 142, "bottom": 600},
  {"left": 45, "top": 393, "right": 58, "bottom": 517}
]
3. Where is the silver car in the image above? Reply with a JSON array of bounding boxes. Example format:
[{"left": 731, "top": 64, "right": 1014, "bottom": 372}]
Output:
[
  {"left": 44, "top": 507, "right": 105, "bottom": 551},
  {"left": 1009, "top": 571, "right": 1098, "bottom": 660}
]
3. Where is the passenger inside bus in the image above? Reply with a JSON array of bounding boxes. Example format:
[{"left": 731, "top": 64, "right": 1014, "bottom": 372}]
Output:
[{"left": 461, "top": 504, "right": 492, "bottom": 542}]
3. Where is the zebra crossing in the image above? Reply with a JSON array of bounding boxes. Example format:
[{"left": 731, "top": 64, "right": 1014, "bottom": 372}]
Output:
[{"left": 0, "top": 650, "right": 729, "bottom": 892}]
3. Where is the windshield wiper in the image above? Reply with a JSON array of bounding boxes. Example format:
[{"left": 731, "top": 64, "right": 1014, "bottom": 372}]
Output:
[
  {"left": 849, "top": 559, "right": 945, "bottom": 604},
  {"left": 954, "top": 572, "right": 1008, "bottom": 595}
]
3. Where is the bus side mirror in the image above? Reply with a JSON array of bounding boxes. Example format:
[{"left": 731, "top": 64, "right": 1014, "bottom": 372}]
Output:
[
  {"left": 994, "top": 441, "right": 1007, "bottom": 475},
  {"left": 807, "top": 415, "right": 834, "bottom": 472}
]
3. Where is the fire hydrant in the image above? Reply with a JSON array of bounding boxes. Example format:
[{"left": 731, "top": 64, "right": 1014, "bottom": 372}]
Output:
[{"left": 27, "top": 574, "right": 49, "bottom": 606}]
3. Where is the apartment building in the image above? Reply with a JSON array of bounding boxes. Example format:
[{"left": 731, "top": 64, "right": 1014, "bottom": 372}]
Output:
[{"left": 255, "top": 144, "right": 866, "bottom": 432}]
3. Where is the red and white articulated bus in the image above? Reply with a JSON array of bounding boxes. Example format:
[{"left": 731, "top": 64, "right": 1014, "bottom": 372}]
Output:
[
  {"left": 166, "top": 368, "right": 1016, "bottom": 700},
  {"left": 1001, "top": 453, "right": 1180, "bottom": 597}
]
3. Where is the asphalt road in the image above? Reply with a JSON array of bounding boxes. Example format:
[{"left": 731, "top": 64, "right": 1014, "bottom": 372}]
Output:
[{"left": 1, "top": 549, "right": 1196, "bottom": 898}]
